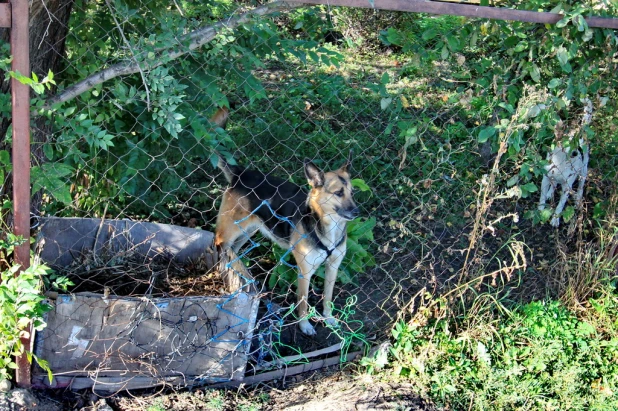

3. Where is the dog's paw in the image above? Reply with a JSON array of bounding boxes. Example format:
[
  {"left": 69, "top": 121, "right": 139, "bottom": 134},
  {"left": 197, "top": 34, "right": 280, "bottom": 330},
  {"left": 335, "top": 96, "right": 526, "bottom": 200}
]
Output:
[
  {"left": 324, "top": 315, "right": 339, "bottom": 328},
  {"left": 550, "top": 216, "right": 560, "bottom": 227},
  {"left": 299, "top": 320, "right": 317, "bottom": 336}
]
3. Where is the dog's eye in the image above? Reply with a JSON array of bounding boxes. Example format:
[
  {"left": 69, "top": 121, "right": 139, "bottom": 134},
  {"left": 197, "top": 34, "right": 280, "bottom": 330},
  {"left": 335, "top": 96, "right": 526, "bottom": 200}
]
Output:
[{"left": 335, "top": 189, "right": 344, "bottom": 197}]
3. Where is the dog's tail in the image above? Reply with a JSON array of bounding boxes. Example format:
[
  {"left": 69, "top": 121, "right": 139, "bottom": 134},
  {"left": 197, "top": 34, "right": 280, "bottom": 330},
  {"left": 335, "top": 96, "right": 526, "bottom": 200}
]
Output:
[{"left": 215, "top": 152, "right": 242, "bottom": 185}]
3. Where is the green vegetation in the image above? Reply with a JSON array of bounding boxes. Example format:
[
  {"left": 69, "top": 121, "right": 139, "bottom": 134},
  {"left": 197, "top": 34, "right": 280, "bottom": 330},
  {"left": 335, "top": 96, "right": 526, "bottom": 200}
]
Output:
[
  {"left": 1, "top": 0, "right": 618, "bottom": 406},
  {"left": 365, "top": 287, "right": 618, "bottom": 410},
  {"left": 0, "top": 234, "right": 71, "bottom": 383}
]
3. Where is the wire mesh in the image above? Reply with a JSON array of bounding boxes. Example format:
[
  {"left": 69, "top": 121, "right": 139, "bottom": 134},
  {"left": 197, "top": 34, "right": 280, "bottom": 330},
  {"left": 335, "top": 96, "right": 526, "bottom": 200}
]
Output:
[{"left": 4, "top": 0, "right": 618, "bottom": 393}]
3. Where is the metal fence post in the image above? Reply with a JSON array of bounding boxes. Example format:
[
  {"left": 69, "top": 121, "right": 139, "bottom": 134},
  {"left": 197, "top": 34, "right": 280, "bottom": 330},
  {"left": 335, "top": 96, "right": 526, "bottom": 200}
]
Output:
[{"left": 10, "top": 0, "right": 32, "bottom": 388}]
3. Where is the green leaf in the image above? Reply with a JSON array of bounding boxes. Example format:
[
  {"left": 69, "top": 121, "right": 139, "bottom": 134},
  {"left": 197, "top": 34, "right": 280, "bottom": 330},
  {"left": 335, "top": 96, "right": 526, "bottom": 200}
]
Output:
[
  {"left": 351, "top": 179, "right": 371, "bottom": 193},
  {"left": 380, "top": 97, "right": 392, "bottom": 110},
  {"left": 520, "top": 182, "right": 538, "bottom": 198},
  {"left": 526, "top": 104, "right": 545, "bottom": 118},
  {"left": 556, "top": 17, "right": 570, "bottom": 28},
  {"left": 347, "top": 217, "right": 376, "bottom": 241},
  {"left": 574, "top": 14, "right": 587, "bottom": 32},
  {"left": 498, "top": 102, "right": 514, "bottom": 114},
  {"left": 422, "top": 28, "right": 438, "bottom": 41},
  {"left": 380, "top": 72, "right": 390, "bottom": 85},
  {"left": 446, "top": 34, "right": 460, "bottom": 52},
  {"left": 530, "top": 64, "right": 541, "bottom": 82},
  {"left": 31, "top": 163, "right": 74, "bottom": 204},
  {"left": 470, "top": 30, "right": 478, "bottom": 48},
  {"left": 562, "top": 205, "right": 575, "bottom": 222},
  {"left": 0, "top": 150, "right": 9, "bottom": 166},
  {"left": 556, "top": 47, "right": 572, "bottom": 73},
  {"left": 504, "top": 36, "right": 519, "bottom": 48},
  {"left": 308, "top": 50, "right": 320, "bottom": 64},
  {"left": 514, "top": 41, "right": 528, "bottom": 53},
  {"left": 506, "top": 175, "right": 519, "bottom": 187},
  {"left": 43, "top": 144, "right": 54, "bottom": 161},
  {"left": 548, "top": 78, "right": 562, "bottom": 89},
  {"left": 478, "top": 126, "right": 496, "bottom": 143},
  {"left": 523, "top": 183, "right": 537, "bottom": 193},
  {"left": 441, "top": 44, "right": 449, "bottom": 60}
]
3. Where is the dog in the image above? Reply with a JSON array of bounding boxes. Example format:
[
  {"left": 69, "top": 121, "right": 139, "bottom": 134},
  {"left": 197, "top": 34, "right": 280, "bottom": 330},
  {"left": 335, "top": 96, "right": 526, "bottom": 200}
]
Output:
[
  {"left": 214, "top": 153, "right": 359, "bottom": 336},
  {"left": 538, "top": 99, "right": 592, "bottom": 227},
  {"left": 538, "top": 139, "right": 589, "bottom": 227}
]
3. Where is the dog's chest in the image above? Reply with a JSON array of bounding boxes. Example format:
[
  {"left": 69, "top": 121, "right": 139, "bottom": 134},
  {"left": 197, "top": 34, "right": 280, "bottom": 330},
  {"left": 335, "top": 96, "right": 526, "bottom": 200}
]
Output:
[
  {"left": 545, "top": 148, "right": 585, "bottom": 183},
  {"left": 292, "top": 239, "right": 334, "bottom": 266}
]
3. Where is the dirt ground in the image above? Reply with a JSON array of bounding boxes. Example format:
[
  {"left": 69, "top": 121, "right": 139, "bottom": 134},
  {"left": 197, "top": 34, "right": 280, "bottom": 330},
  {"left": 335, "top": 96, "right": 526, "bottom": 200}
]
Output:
[{"left": 1, "top": 367, "right": 436, "bottom": 411}]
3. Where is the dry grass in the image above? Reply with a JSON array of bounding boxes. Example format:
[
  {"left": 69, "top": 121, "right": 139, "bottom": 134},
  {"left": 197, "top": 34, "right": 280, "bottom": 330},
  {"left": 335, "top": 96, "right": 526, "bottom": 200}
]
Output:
[{"left": 56, "top": 247, "right": 225, "bottom": 298}]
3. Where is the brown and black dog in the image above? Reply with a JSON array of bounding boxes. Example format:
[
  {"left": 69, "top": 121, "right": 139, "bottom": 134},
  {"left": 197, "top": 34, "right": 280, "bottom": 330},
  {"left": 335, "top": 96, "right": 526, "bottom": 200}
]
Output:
[{"left": 214, "top": 154, "right": 359, "bottom": 335}]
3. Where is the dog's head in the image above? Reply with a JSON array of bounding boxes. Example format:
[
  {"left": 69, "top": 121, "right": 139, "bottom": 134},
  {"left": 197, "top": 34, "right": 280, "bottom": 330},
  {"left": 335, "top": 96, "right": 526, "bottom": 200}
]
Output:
[{"left": 304, "top": 152, "right": 360, "bottom": 221}]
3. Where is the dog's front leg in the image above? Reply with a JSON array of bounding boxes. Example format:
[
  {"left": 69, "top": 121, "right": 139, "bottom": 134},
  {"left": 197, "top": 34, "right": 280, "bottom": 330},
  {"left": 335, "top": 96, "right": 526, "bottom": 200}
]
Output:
[
  {"left": 323, "top": 248, "right": 345, "bottom": 328},
  {"left": 538, "top": 175, "right": 555, "bottom": 211},
  {"left": 551, "top": 174, "right": 578, "bottom": 227},
  {"left": 295, "top": 253, "right": 319, "bottom": 336}
]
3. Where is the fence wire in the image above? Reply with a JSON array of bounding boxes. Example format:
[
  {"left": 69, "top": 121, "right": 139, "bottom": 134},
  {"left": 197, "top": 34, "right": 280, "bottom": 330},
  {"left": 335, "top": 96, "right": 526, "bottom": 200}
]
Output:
[{"left": 4, "top": 0, "right": 618, "bottom": 393}]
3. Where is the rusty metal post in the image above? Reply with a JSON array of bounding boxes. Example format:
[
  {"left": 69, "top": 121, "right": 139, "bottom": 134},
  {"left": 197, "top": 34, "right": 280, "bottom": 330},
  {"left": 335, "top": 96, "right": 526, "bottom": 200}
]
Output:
[{"left": 10, "top": 0, "right": 32, "bottom": 388}]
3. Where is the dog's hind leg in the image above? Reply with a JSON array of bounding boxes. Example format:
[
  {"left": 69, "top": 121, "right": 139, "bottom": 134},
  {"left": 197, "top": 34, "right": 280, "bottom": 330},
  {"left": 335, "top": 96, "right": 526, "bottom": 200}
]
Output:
[
  {"left": 215, "top": 192, "right": 261, "bottom": 291},
  {"left": 231, "top": 228, "right": 259, "bottom": 254},
  {"left": 574, "top": 149, "right": 589, "bottom": 208},
  {"left": 215, "top": 191, "right": 258, "bottom": 250},
  {"left": 574, "top": 175, "right": 586, "bottom": 209}
]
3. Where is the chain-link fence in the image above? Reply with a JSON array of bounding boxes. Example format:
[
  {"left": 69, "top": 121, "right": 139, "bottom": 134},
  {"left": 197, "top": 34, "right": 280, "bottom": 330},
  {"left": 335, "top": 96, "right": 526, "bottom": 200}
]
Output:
[{"left": 6, "top": 0, "right": 618, "bottom": 392}]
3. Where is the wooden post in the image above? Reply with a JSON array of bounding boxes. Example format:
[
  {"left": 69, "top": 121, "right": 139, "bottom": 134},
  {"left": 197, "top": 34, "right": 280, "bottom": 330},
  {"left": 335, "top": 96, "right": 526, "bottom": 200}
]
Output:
[{"left": 10, "top": 0, "right": 32, "bottom": 388}]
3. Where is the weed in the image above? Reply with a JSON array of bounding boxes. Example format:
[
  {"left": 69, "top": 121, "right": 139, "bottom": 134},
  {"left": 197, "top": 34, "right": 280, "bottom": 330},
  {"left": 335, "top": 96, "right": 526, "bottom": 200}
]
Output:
[
  {"left": 0, "top": 236, "right": 71, "bottom": 383},
  {"left": 146, "top": 403, "right": 166, "bottom": 411},
  {"left": 206, "top": 390, "right": 225, "bottom": 411},
  {"left": 376, "top": 291, "right": 618, "bottom": 410}
]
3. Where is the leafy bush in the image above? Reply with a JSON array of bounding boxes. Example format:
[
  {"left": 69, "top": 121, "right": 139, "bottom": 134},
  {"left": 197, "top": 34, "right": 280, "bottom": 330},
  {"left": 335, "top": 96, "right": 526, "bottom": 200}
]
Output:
[
  {"left": 372, "top": 294, "right": 618, "bottom": 410},
  {"left": 0, "top": 234, "right": 72, "bottom": 383}
]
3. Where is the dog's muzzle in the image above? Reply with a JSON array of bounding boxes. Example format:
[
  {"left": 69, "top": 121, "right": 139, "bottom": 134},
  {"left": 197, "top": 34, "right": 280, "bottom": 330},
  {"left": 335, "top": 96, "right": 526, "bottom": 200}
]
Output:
[{"left": 338, "top": 206, "right": 360, "bottom": 220}]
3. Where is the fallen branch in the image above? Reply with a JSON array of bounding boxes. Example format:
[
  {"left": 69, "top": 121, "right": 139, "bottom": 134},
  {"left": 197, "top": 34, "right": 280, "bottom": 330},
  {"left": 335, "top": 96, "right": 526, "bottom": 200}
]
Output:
[{"left": 43, "top": 1, "right": 307, "bottom": 109}]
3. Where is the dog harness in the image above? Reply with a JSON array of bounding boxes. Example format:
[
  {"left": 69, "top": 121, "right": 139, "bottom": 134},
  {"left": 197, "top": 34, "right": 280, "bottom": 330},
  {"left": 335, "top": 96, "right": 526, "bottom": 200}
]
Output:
[{"left": 309, "top": 230, "right": 346, "bottom": 258}]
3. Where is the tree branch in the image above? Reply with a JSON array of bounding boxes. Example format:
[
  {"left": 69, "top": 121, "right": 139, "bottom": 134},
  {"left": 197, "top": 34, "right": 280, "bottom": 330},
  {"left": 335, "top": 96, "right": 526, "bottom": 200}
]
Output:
[
  {"left": 104, "top": 0, "right": 152, "bottom": 110},
  {"left": 43, "top": 1, "right": 308, "bottom": 109}
]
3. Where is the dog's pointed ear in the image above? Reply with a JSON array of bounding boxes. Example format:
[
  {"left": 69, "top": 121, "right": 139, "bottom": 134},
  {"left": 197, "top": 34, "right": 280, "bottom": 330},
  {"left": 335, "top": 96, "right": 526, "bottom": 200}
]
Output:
[
  {"left": 304, "top": 159, "right": 324, "bottom": 188},
  {"left": 340, "top": 150, "right": 353, "bottom": 173}
]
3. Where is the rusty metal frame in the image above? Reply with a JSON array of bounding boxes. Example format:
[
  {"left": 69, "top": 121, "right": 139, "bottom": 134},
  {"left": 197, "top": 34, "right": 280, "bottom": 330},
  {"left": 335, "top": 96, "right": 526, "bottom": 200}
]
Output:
[
  {"left": 8, "top": 0, "right": 32, "bottom": 388},
  {"left": 289, "top": 0, "right": 618, "bottom": 29}
]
